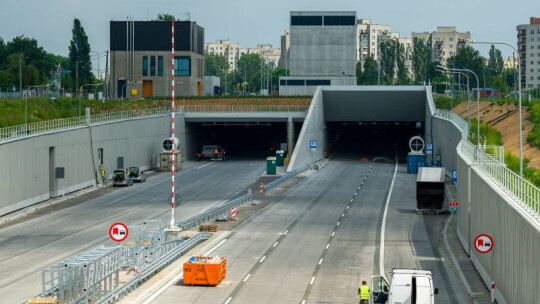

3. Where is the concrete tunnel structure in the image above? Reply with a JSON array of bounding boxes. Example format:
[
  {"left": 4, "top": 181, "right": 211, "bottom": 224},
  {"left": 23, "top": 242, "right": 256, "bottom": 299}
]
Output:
[{"left": 288, "top": 86, "right": 437, "bottom": 171}]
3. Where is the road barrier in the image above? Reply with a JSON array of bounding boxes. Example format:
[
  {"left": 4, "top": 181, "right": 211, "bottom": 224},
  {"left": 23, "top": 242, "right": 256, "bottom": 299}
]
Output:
[
  {"left": 181, "top": 104, "right": 309, "bottom": 113},
  {"left": 262, "top": 165, "right": 308, "bottom": 193},
  {"left": 175, "top": 192, "right": 253, "bottom": 231}
]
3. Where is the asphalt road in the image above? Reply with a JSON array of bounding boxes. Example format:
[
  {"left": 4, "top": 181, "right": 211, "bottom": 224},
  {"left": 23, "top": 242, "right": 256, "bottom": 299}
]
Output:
[
  {"left": 152, "top": 158, "right": 467, "bottom": 304},
  {"left": 0, "top": 160, "right": 265, "bottom": 304}
]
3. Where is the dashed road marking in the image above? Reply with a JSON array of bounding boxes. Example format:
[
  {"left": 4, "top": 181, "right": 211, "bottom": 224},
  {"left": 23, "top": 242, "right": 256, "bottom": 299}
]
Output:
[
  {"left": 310, "top": 276, "right": 315, "bottom": 285},
  {"left": 224, "top": 297, "right": 232, "bottom": 304},
  {"left": 273, "top": 241, "right": 278, "bottom": 248},
  {"left": 260, "top": 256, "right": 266, "bottom": 263},
  {"left": 319, "top": 258, "right": 323, "bottom": 265},
  {"left": 243, "top": 274, "right": 251, "bottom": 282},
  {"left": 332, "top": 231, "right": 335, "bottom": 237},
  {"left": 326, "top": 243, "right": 330, "bottom": 249}
]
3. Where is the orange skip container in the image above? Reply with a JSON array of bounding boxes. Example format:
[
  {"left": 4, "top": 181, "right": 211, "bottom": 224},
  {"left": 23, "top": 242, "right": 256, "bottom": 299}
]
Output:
[{"left": 183, "top": 256, "right": 227, "bottom": 286}]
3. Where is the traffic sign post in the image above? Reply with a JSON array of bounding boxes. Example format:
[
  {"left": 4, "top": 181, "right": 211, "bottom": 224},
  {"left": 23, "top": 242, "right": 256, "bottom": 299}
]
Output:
[
  {"left": 449, "top": 201, "right": 459, "bottom": 213},
  {"left": 109, "top": 222, "right": 129, "bottom": 243},
  {"left": 474, "top": 234, "right": 494, "bottom": 254},
  {"left": 309, "top": 139, "right": 317, "bottom": 151},
  {"left": 451, "top": 170, "right": 457, "bottom": 182},
  {"left": 426, "top": 143, "right": 433, "bottom": 154}
]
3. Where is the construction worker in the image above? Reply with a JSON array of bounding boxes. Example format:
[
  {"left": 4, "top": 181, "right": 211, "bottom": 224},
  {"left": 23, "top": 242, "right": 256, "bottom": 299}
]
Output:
[
  {"left": 126, "top": 168, "right": 130, "bottom": 177},
  {"left": 359, "top": 280, "right": 370, "bottom": 304},
  {"left": 100, "top": 168, "right": 106, "bottom": 184}
]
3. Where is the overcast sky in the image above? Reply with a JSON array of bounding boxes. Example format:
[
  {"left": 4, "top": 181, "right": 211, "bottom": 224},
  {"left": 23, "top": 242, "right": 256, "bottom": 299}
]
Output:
[{"left": 1, "top": 0, "right": 539, "bottom": 69}]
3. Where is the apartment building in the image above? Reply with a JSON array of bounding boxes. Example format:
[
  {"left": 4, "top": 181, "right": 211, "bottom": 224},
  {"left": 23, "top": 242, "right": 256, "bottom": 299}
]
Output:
[
  {"left": 517, "top": 17, "right": 540, "bottom": 89},
  {"left": 204, "top": 40, "right": 281, "bottom": 71},
  {"left": 412, "top": 26, "right": 470, "bottom": 63}
]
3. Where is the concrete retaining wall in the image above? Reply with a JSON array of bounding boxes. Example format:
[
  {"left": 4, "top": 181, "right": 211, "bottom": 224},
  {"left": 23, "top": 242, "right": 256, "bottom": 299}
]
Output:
[
  {"left": 0, "top": 114, "right": 192, "bottom": 216},
  {"left": 287, "top": 87, "right": 326, "bottom": 171}
]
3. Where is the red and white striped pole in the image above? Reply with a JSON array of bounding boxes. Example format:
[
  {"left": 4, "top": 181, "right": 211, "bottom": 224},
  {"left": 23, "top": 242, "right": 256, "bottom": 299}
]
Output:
[{"left": 170, "top": 20, "right": 176, "bottom": 230}]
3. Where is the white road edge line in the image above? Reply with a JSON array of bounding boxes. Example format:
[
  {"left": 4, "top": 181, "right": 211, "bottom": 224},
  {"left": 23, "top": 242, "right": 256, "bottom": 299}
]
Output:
[
  {"left": 260, "top": 256, "right": 266, "bottom": 263},
  {"left": 224, "top": 297, "right": 233, "bottom": 304},
  {"left": 243, "top": 274, "right": 252, "bottom": 282},
  {"left": 379, "top": 153, "right": 398, "bottom": 281},
  {"left": 196, "top": 162, "right": 215, "bottom": 170},
  {"left": 310, "top": 276, "right": 315, "bottom": 285},
  {"left": 204, "top": 238, "right": 228, "bottom": 256}
]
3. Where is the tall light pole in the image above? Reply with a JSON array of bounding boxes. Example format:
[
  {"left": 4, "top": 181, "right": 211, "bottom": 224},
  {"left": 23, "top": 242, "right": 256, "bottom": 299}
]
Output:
[
  {"left": 441, "top": 65, "right": 481, "bottom": 146},
  {"left": 438, "top": 68, "right": 472, "bottom": 138},
  {"left": 467, "top": 39, "right": 522, "bottom": 177},
  {"left": 19, "top": 58, "right": 22, "bottom": 98}
]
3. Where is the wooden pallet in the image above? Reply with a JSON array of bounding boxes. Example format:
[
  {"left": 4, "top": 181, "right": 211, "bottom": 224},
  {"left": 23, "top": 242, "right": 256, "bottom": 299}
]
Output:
[
  {"left": 199, "top": 225, "right": 218, "bottom": 232},
  {"left": 26, "top": 297, "right": 58, "bottom": 304}
]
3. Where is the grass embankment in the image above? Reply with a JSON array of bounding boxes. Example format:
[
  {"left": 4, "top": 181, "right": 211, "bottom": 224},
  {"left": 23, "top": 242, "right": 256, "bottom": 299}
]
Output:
[{"left": 0, "top": 96, "right": 312, "bottom": 128}]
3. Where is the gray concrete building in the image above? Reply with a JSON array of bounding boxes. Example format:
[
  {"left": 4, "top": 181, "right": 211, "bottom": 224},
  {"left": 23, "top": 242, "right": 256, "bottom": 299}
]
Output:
[
  {"left": 280, "top": 11, "right": 357, "bottom": 95},
  {"left": 517, "top": 17, "right": 540, "bottom": 89},
  {"left": 412, "top": 26, "right": 470, "bottom": 63},
  {"left": 110, "top": 20, "right": 204, "bottom": 99}
]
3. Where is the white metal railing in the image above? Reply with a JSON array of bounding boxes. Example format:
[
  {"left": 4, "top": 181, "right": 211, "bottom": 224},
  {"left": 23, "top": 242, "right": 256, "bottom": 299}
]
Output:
[
  {"left": 181, "top": 104, "right": 309, "bottom": 113},
  {"left": 0, "top": 104, "right": 309, "bottom": 144},
  {"left": 473, "top": 143, "right": 540, "bottom": 217}
]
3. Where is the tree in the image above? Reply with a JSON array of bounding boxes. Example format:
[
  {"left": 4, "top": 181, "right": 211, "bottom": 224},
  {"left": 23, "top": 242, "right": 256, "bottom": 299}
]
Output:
[
  {"left": 487, "top": 45, "right": 503, "bottom": 76},
  {"left": 396, "top": 43, "right": 411, "bottom": 85},
  {"left": 204, "top": 54, "right": 229, "bottom": 77},
  {"left": 272, "top": 67, "right": 288, "bottom": 91},
  {"left": 360, "top": 56, "right": 378, "bottom": 85},
  {"left": 157, "top": 14, "right": 175, "bottom": 21},
  {"left": 68, "top": 18, "right": 92, "bottom": 92},
  {"left": 445, "top": 46, "right": 485, "bottom": 89},
  {"left": 356, "top": 61, "right": 362, "bottom": 85},
  {"left": 380, "top": 40, "right": 397, "bottom": 84},
  {"left": 236, "top": 53, "right": 265, "bottom": 92},
  {"left": 412, "top": 37, "right": 432, "bottom": 83},
  {"left": 6, "top": 36, "right": 52, "bottom": 83}
]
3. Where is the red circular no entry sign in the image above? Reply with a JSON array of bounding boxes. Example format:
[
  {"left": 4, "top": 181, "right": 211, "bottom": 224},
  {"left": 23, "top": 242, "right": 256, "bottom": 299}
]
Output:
[{"left": 109, "top": 222, "right": 129, "bottom": 242}]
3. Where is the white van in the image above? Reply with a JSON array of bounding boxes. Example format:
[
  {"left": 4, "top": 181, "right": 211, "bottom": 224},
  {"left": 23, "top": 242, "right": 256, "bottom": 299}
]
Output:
[{"left": 371, "top": 269, "right": 438, "bottom": 304}]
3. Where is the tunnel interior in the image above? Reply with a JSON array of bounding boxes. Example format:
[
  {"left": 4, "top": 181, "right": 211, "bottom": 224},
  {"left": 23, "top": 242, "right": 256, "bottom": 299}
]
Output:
[
  {"left": 326, "top": 121, "right": 424, "bottom": 162},
  {"left": 187, "top": 121, "right": 301, "bottom": 160}
]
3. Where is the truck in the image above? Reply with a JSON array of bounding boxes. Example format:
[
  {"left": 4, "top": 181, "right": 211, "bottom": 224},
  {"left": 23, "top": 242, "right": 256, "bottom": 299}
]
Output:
[
  {"left": 416, "top": 167, "right": 445, "bottom": 214},
  {"left": 371, "top": 269, "right": 438, "bottom": 304},
  {"left": 201, "top": 145, "right": 227, "bottom": 160}
]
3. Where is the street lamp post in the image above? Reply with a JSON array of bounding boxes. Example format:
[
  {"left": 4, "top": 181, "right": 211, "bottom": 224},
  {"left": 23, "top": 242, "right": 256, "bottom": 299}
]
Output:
[
  {"left": 467, "top": 39, "right": 523, "bottom": 177},
  {"left": 437, "top": 68, "right": 472, "bottom": 139}
]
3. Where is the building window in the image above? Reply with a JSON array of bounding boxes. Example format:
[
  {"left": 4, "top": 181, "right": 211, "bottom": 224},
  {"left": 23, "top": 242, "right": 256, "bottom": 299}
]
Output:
[
  {"left": 142, "top": 56, "right": 148, "bottom": 76},
  {"left": 450, "top": 44, "right": 453, "bottom": 49},
  {"left": 150, "top": 56, "right": 156, "bottom": 76},
  {"left": 449, "top": 37, "right": 454, "bottom": 41},
  {"left": 158, "top": 56, "right": 163, "bottom": 76},
  {"left": 174, "top": 56, "right": 191, "bottom": 76},
  {"left": 291, "top": 15, "right": 323, "bottom": 26},
  {"left": 532, "top": 30, "right": 535, "bottom": 34}
]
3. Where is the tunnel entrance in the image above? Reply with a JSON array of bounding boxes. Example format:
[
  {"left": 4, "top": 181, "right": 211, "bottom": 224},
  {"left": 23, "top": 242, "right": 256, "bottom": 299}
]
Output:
[
  {"left": 326, "top": 121, "right": 424, "bottom": 161},
  {"left": 188, "top": 122, "right": 293, "bottom": 159}
]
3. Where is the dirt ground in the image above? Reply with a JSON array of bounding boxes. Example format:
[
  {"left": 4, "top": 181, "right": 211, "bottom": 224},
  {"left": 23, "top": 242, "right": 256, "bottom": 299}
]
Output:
[{"left": 452, "top": 101, "right": 540, "bottom": 168}]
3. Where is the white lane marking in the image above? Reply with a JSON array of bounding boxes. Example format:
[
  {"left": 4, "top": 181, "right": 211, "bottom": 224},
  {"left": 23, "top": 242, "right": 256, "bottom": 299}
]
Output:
[
  {"left": 332, "top": 231, "right": 335, "bottom": 237},
  {"left": 310, "top": 276, "right": 315, "bottom": 285},
  {"left": 273, "top": 241, "right": 278, "bottom": 248},
  {"left": 337, "top": 221, "right": 340, "bottom": 226},
  {"left": 379, "top": 153, "right": 398, "bottom": 280},
  {"left": 243, "top": 274, "right": 252, "bottom": 282},
  {"left": 260, "top": 256, "right": 266, "bottom": 263},
  {"left": 319, "top": 258, "right": 323, "bottom": 265},
  {"left": 346, "top": 206, "right": 349, "bottom": 209},
  {"left": 341, "top": 213, "right": 345, "bottom": 217},
  {"left": 196, "top": 162, "right": 214, "bottom": 170},
  {"left": 326, "top": 243, "right": 330, "bottom": 249},
  {"left": 351, "top": 199, "right": 354, "bottom": 202},
  {"left": 224, "top": 297, "right": 233, "bottom": 304},
  {"left": 354, "top": 192, "right": 358, "bottom": 195},
  {"left": 204, "top": 239, "right": 227, "bottom": 256},
  {"left": 283, "top": 229, "right": 288, "bottom": 235},
  {"left": 301, "top": 300, "right": 306, "bottom": 304}
]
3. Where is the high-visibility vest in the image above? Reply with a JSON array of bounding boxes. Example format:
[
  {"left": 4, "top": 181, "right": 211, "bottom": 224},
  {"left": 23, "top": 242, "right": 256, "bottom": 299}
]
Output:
[
  {"left": 101, "top": 169, "right": 105, "bottom": 177},
  {"left": 359, "top": 285, "right": 370, "bottom": 300}
]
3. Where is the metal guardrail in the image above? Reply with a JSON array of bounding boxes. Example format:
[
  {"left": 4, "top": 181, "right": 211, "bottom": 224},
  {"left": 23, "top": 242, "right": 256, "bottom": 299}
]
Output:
[
  {"left": 0, "top": 107, "right": 170, "bottom": 143},
  {"left": 181, "top": 104, "right": 309, "bottom": 113},
  {"left": 176, "top": 192, "right": 253, "bottom": 231},
  {"left": 263, "top": 165, "right": 308, "bottom": 193},
  {"left": 94, "top": 232, "right": 212, "bottom": 304}
]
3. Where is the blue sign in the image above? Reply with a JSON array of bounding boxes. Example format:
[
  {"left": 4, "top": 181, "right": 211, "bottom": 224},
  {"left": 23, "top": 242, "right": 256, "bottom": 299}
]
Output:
[
  {"left": 310, "top": 139, "right": 317, "bottom": 151},
  {"left": 452, "top": 170, "right": 458, "bottom": 182},
  {"left": 416, "top": 122, "right": 422, "bottom": 129},
  {"left": 426, "top": 143, "right": 433, "bottom": 154}
]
